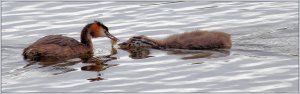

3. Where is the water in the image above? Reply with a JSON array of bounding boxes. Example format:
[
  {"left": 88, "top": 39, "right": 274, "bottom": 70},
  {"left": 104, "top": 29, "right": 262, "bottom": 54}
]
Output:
[{"left": 2, "top": 1, "right": 299, "bottom": 92}]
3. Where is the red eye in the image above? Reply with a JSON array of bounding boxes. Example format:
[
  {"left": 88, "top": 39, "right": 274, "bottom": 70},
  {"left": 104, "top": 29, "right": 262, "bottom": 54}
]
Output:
[{"left": 132, "top": 36, "right": 142, "bottom": 39}]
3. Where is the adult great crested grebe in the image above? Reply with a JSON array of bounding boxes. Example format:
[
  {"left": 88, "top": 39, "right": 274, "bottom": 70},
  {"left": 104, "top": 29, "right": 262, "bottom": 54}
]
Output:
[
  {"left": 23, "top": 21, "right": 118, "bottom": 61},
  {"left": 118, "top": 30, "right": 231, "bottom": 50}
]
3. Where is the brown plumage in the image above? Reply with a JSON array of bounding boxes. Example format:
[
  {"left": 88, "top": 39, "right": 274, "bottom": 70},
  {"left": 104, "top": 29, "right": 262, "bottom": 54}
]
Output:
[
  {"left": 23, "top": 21, "right": 118, "bottom": 61},
  {"left": 119, "top": 30, "right": 231, "bottom": 50}
]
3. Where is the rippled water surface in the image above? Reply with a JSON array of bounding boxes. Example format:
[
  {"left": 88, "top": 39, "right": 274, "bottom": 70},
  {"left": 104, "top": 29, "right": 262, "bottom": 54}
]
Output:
[{"left": 2, "top": 1, "right": 299, "bottom": 92}]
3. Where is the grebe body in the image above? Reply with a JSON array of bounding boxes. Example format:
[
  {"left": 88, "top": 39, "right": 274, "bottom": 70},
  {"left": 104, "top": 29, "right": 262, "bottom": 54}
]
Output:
[
  {"left": 23, "top": 21, "right": 118, "bottom": 61},
  {"left": 119, "top": 30, "right": 231, "bottom": 50}
]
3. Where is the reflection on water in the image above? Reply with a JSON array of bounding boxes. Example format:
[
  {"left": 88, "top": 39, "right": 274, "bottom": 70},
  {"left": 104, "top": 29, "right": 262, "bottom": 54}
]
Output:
[
  {"left": 119, "top": 47, "right": 152, "bottom": 59},
  {"left": 120, "top": 46, "right": 230, "bottom": 60},
  {"left": 166, "top": 49, "right": 231, "bottom": 59},
  {"left": 23, "top": 46, "right": 118, "bottom": 81},
  {"left": 2, "top": 1, "right": 298, "bottom": 93},
  {"left": 81, "top": 56, "right": 118, "bottom": 82}
]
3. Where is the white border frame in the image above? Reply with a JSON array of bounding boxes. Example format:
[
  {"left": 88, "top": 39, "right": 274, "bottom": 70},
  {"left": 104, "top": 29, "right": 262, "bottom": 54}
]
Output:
[{"left": 0, "top": 0, "right": 299, "bottom": 94}]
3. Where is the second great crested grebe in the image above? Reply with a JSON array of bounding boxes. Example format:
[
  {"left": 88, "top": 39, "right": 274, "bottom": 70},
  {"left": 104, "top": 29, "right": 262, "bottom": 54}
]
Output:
[
  {"left": 118, "top": 30, "right": 231, "bottom": 50},
  {"left": 23, "top": 21, "right": 118, "bottom": 61}
]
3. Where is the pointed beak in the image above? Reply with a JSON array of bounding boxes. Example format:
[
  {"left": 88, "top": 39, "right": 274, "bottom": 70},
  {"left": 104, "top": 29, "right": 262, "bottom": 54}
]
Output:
[
  {"left": 104, "top": 30, "right": 118, "bottom": 41},
  {"left": 118, "top": 42, "right": 129, "bottom": 49},
  {"left": 118, "top": 42, "right": 127, "bottom": 46}
]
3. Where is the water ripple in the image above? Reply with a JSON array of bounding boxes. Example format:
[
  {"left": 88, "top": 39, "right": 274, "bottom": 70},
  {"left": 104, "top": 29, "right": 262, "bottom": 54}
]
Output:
[{"left": 2, "top": 1, "right": 298, "bottom": 93}]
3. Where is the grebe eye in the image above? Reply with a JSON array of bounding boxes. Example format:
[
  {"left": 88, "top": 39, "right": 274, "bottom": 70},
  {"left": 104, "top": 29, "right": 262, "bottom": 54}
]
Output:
[
  {"left": 128, "top": 43, "right": 133, "bottom": 47},
  {"left": 132, "top": 36, "right": 142, "bottom": 39},
  {"left": 131, "top": 38, "right": 140, "bottom": 41}
]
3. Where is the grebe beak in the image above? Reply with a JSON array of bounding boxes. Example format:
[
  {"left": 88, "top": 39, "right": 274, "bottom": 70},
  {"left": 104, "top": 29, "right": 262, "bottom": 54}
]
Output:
[
  {"left": 104, "top": 30, "right": 118, "bottom": 41},
  {"left": 118, "top": 42, "right": 126, "bottom": 46},
  {"left": 118, "top": 42, "right": 129, "bottom": 49}
]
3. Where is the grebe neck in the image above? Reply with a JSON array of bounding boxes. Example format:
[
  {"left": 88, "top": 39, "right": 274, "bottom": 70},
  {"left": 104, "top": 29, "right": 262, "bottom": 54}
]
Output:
[
  {"left": 144, "top": 37, "right": 166, "bottom": 49},
  {"left": 80, "top": 24, "right": 93, "bottom": 50}
]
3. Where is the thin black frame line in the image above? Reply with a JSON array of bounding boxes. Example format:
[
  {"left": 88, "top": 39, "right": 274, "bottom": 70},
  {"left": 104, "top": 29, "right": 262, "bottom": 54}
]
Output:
[{"left": 1, "top": 0, "right": 299, "bottom": 94}]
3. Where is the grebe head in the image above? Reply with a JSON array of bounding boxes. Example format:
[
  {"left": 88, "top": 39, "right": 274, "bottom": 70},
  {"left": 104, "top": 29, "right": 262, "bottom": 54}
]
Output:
[
  {"left": 90, "top": 21, "right": 118, "bottom": 41},
  {"left": 118, "top": 35, "right": 157, "bottom": 49},
  {"left": 81, "top": 21, "right": 118, "bottom": 49}
]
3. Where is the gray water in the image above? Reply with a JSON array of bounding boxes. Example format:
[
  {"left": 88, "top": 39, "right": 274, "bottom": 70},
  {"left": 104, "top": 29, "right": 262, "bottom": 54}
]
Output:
[{"left": 2, "top": 1, "right": 299, "bottom": 92}]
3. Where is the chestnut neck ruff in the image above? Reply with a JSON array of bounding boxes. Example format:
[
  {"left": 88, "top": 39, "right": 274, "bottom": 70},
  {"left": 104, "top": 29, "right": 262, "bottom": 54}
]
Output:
[{"left": 80, "top": 23, "right": 94, "bottom": 49}]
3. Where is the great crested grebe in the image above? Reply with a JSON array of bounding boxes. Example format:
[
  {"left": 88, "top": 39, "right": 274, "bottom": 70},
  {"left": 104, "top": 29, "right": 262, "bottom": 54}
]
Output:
[
  {"left": 118, "top": 30, "right": 231, "bottom": 50},
  {"left": 23, "top": 21, "right": 118, "bottom": 61}
]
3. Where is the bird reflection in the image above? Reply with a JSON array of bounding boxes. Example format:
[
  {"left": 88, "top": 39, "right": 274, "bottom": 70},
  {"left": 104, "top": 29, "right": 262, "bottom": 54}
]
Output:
[
  {"left": 120, "top": 46, "right": 230, "bottom": 60},
  {"left": 166, "top": 49, "right": 231, "bottom": 59},
  {"left": 119, "top": 46, "right": 153, "bottom": 59},
  {"left": 23, "top": 47, "right": 119, "bottom": 82},
  {"left": 81, "top": 62, "right": 118, "bottom": 82}
]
